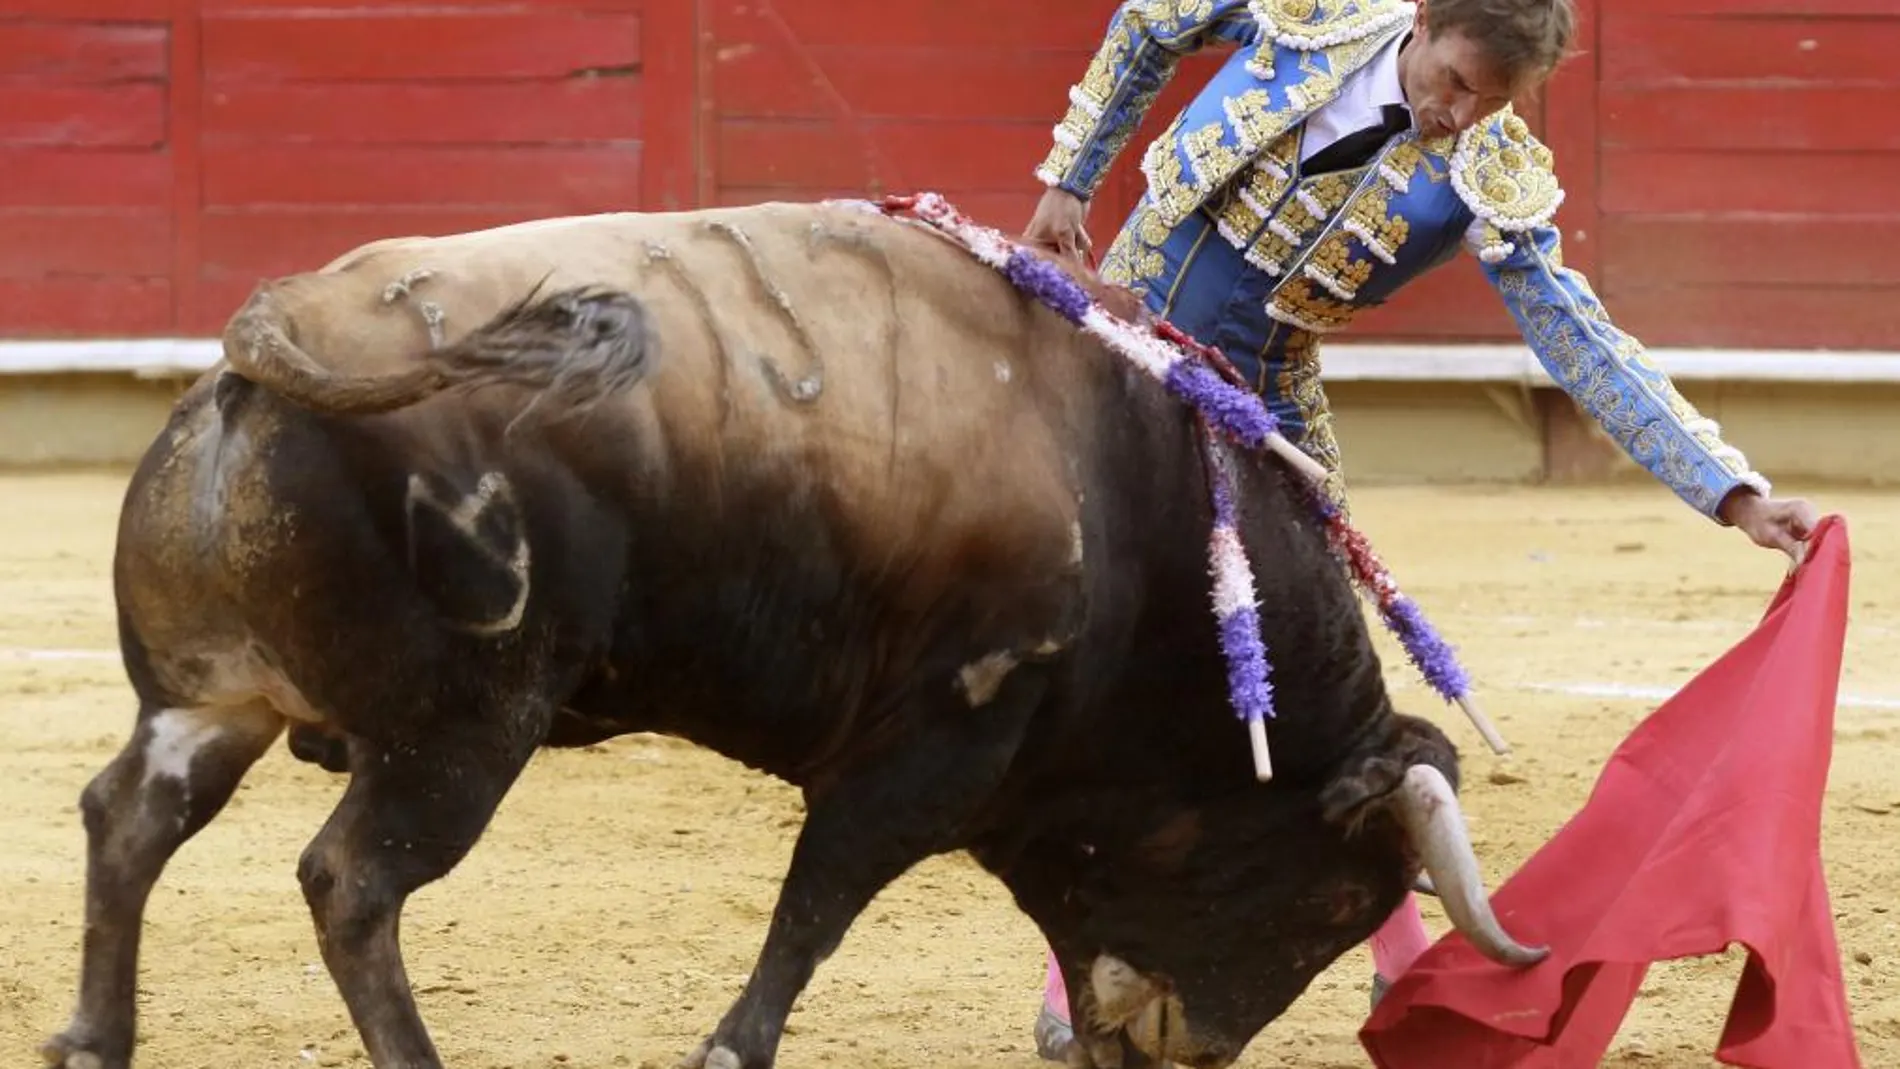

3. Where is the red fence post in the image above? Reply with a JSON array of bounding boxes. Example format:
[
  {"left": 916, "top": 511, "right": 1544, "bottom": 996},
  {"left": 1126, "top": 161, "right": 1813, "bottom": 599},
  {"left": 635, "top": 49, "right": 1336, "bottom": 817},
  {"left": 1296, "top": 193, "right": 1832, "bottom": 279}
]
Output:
[
  {"left": 641, "top": 0, "right": 702, "bottom": 212},
  {"left": 171, "top": 0, "right": 204, "bottom": 333}
]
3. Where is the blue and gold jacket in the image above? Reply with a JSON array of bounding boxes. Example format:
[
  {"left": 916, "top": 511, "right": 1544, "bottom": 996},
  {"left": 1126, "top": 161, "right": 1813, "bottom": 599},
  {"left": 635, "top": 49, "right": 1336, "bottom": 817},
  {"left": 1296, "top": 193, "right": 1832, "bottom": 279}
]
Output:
[{"left": 1035, "top": 0, "right": 1770, "bottom": 519}]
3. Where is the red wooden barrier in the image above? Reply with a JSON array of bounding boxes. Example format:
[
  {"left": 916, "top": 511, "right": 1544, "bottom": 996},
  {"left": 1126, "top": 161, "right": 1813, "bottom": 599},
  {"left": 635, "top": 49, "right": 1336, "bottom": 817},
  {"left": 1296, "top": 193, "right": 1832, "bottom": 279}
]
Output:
[{"left": 0, "top": 0, "right": 1894, "bottom": 353}]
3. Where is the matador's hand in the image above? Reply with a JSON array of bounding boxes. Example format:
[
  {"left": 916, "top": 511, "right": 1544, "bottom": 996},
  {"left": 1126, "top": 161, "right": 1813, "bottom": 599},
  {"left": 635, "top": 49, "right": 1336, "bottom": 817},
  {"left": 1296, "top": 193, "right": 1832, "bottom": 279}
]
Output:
[
  {"left": 1719, "top": 488, "right": 1821, "bottom": 562},
  {"left": 1023, "top": 187, "right": 1094, "bottom": 263}
]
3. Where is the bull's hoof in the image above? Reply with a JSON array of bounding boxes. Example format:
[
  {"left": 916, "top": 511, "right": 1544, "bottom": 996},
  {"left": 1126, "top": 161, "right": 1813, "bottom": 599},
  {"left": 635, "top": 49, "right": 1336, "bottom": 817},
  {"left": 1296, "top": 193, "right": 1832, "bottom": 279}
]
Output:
[
  {"left": 676, "top": 1037, "right": 744, "bottom": 1069},
  {"left": 39, "top": 1032, "right": 118, "bottom": 1069}
]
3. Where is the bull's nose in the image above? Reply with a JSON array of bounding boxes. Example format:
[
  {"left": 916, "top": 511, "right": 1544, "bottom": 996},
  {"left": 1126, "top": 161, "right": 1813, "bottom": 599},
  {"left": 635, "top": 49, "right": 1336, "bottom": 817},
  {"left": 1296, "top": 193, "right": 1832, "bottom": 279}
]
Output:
[{"left": 1124, "top": 997, "right": 1242, "bottom": 1068}]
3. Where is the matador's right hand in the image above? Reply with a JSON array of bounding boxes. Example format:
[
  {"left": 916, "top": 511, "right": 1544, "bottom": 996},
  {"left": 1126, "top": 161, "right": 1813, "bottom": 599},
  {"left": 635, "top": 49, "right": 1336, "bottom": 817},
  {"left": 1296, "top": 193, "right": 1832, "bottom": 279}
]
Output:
[{"left": 1023, "top": 187, "right": 1095, "bottom": 264}]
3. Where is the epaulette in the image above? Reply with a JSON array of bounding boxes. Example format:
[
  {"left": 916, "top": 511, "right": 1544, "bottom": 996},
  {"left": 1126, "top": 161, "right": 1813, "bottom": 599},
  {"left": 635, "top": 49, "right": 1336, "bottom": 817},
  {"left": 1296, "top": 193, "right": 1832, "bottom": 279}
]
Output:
[
  {"left": 1242, "top": 0, "right": 1414, "bottom": 78},
  {"left": 1448, "top": 106, "right": 1567, "bottom": 262}
]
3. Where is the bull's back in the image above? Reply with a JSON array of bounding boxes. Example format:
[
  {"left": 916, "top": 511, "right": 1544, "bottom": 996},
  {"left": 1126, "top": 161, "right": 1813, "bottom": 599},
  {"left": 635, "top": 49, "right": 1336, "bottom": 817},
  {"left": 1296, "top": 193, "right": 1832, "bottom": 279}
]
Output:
[{"left": 267, "top": 200, "right": 1110, "bottom": 614}]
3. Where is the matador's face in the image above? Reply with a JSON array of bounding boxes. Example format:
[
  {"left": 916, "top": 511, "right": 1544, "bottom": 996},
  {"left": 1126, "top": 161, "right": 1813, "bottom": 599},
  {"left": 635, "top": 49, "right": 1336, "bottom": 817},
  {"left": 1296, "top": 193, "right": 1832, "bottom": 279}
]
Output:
[{"left": 1397, "top": 17, "right": 1529, "bottom": 141}]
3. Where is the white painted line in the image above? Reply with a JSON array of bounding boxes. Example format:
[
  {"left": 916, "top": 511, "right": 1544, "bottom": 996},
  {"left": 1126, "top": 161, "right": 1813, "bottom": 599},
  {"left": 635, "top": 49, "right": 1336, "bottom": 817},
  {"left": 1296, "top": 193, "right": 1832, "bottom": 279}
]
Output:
[
  {"left": 0, "top": 648, "right": 117, "bottom": 662},
  {"left": 1445, "top": 613, "right": 1898, "bottom": 639},
  {"left": 0, "top": 339, "right": 221, "bottom": 378},
  {"left": 10, "top": 651, "right": 1899, "bottom": 710},
  {"left": 1317, "top": 343, "right": 1900, "bottom": 385},
  {"left": 1518, "top": 680, "right": 1900, "bottom": 712},
  {"left": 7, "top": 338, "right": 1900, "bottom": 384}
]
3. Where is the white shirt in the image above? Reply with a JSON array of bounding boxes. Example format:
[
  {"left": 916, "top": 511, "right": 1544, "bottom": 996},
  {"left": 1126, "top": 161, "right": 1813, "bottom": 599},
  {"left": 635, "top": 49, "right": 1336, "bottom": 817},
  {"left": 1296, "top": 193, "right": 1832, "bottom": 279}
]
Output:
[
  {"left": 1292, "top": 29, "right": 1496, "bottom": 255},
  {"left": 1298, "top": 30, "right": 1412, "bottom": 163}
]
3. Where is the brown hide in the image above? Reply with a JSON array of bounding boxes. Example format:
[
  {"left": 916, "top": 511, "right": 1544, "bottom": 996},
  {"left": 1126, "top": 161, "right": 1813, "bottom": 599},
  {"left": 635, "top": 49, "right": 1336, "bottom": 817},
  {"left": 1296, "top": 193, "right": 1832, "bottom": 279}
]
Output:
[
  {"left": 50, "top": 200, "right": 1547, "bottom": 1069},
  {"left": 225, "top": 200, "right": 1100, "bottom": 629}
]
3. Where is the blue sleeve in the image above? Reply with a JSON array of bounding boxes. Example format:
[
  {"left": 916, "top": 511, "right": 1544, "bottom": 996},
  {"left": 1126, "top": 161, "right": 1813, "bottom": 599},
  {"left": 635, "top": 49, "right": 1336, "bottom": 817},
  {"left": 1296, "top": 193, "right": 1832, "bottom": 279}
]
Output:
[
  {"left": 1034, "top": 1, "right": 1257, "bottom": 200},
  {"left": 1479, "top": 222, "right": 1772, "bottom": 521}
]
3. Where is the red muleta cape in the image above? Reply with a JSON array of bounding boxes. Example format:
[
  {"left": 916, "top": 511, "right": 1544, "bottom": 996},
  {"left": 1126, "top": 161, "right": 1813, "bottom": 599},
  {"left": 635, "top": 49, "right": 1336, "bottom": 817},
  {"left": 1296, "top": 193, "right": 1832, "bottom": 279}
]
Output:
[{"left": 1360, "top": 515, "right": 1864, "bottom": 1069}]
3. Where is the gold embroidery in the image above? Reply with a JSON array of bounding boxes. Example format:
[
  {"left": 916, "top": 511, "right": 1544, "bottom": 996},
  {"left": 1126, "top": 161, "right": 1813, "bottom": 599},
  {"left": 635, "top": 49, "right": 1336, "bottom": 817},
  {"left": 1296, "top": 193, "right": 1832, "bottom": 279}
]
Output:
[
  {"left": 1040, "top": 141, "right": 1080, "bottom": 186},
  {"left": 1100, "top": 199, "right": 1174, "bottom": 294},
  {"left": 1244, "top": 0, "right": 1414, "bottom": 79},
  {"left": 1212, "top": 131, "right": 1300, "bottom": 251},
  {"left": 1492, "top": 255, "right": 1761, "bottom": 513},
  {"left": 1144, "top": 15, "right": 1408, "bottom": 224},
  {"left": 1213, "top": 194, "right": 1264, "bottom": 247},
  {"left": 1227, "top": 164, "right": 1353, "bottom": 275},
  {"left": 1149, "top": 0, "right": 1219, "bottom": 24},
  {"left": 1246, "top": 228, "right": 1299, "bottom": 276},
  {"left": 1302, "top": 231, "right": 1374, "bottom": 300},
  {"left": 1221, "top": 88, "right": 1284, "bottom": 155},
  {"left": 1265, "top": 276, "right": 1356, "bottom": 334},
  {"left": 1077, "top": 20, "right": 1137, "bottom": 105},
  {"left": 1339, "top": 180, "right": 1408, "bottom": 264},
  {"left": 1262, "top": 0, "right": 1320, "bottom": 20},
  {"left": 1037, "top": 18, "right": 1181, "bottom": 194},
  {"left": 1450, "top": 106, "right": 1565, "bottom": 259},
  {"left": 1270, "top": 329, "right": 1347, "bottom": 500},
  {"left": 1182, "top": 118, "right": 1248, "bottom": 191},
  {"left": 1377, "top": 139, "right": 1424, "bottom": 193},
  {"left": 1285, "top": 65, "right": 1342, "bottom": 114},
  {"left": 1141, "top": 115, "right": 1199, "bottom": 222}
]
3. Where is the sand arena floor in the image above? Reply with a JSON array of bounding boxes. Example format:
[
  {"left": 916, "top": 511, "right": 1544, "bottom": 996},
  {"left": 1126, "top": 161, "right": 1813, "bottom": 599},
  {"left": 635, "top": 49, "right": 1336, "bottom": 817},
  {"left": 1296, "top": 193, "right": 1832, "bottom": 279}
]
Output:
[{"left": 2, "top": 471, "right": 1896, "bottom": 1069}]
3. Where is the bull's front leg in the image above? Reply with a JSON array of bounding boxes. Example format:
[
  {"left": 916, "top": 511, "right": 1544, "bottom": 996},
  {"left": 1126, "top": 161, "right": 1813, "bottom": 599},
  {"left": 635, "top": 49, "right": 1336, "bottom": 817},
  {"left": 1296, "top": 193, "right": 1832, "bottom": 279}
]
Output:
[
  {"left": 677, "top": 665, "right": 1051, "bottom": 1069},
  {"left": 43, "top": 700, "right": 285, "bottom": 1069}
]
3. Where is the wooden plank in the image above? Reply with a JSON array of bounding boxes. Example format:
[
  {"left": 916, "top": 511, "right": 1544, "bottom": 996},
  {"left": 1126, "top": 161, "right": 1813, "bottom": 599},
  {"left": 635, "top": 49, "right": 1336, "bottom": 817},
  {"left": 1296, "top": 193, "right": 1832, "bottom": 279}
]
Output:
[
  {"left": 202, "top": 13, "right": 641, "bottom": 82},
  {"left": 717, "top": 185, "right": 1040, "bottom": 232},
  {"left": 1600, "top": 150, "right": 1900, "bottom": 216},
  {"left": 709, "top": 0, "right": 1126, "bottom": 50},
  {"left": 1598, "top": 286, "right": 1900, "bottom": 351},
  {"left": 201, "top": 145, "right": 643, "bottom": 208},
  {"left": 1602, "top": 0, "right": 1900, "bottom": 15},
  {"left": 639, "top": 0, "right": 699, "bottom": 211},
  {"left": 198, "top": 208, "right": 555, "bottom": 279},
  {"left": 1601, "top": 86, "right": 1900, "bottom": 152},
  {"left": 194, "top": 276, "right": 276, "bottom": 331},
  {"left": 0, "top": 22, "right": 168, "bottom": 83},
  {"left": 0, "top": 86, "right": 167, "bottom": 147},
  {"left": 1601, "top": 217, "right": 1900, "bottom": 289},
  {"left": 198, "top": 207, "right": 566, "bottom": 329},
  {"left": 171, "top": 0, "right": 204, "bottom": 336},
  {"left": 1540, "top": 0, "right": 1600, "bottom": 281},
  {"left": 0, "top": 149, "right": 170, "bottom": 207},
  {"left": 1601, "top": 12, "right": 1900, "bottom": 86},
  {"left": 715, "top": 119, "right": 1065, "bottom": 193},
  {"left": 0, "top": 0, "right": 170, "bottom": 17},
  {"left": 696, "top": 0, "right": 715, "bottom": 206},
  {"left": 0, "top": 277, "right": 172, "bottom": 336},
  {"left": 204, "top": 79, "right": 643, "bottom": 145},
  {"left": 0, "top": 211, "right": 172, "bottom": 277},
  {"left": 715, "top": 46, "right": 1096, "bottom": 122},
  {"left": 203, "top": 0, "right": 643, "bottom": 11}
]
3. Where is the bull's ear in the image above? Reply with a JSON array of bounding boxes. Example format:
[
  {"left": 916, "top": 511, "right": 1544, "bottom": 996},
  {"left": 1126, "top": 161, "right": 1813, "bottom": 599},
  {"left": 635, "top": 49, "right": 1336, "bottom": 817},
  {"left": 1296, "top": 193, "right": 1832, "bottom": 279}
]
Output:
[{"left": 1317, "top": 752, "right": 1406, "bottom": 832}]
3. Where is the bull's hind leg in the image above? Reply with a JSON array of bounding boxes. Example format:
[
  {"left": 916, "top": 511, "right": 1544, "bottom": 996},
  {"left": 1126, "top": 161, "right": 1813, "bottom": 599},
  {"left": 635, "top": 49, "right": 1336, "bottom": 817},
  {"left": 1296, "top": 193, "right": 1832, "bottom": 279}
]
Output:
[
  {"left": 679, "top": 665, "right": 1051, "bottom": 1069},
  {"left": 296, "top": 711, "right": 549, "bottom": 1069},
  {"left": 43, "top": 700, "right": 284, "bottom": 1069}
]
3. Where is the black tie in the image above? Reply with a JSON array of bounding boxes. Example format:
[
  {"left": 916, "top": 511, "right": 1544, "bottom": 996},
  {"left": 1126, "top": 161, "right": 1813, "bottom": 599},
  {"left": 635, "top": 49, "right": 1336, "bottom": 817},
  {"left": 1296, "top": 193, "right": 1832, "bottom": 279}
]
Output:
[{"left": 1304, "top": 103, "right": 1412, "bottom": 175}]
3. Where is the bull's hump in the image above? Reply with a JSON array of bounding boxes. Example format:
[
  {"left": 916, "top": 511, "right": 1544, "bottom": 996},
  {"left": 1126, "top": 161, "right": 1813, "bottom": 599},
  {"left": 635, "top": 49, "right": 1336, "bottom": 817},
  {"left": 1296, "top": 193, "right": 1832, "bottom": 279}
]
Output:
[
  {"left": 630, "top": 204, "right": 1091, "bottom": 582},
  {"left": 277, "top": 201, "right": 1095, "bottom": 585}
]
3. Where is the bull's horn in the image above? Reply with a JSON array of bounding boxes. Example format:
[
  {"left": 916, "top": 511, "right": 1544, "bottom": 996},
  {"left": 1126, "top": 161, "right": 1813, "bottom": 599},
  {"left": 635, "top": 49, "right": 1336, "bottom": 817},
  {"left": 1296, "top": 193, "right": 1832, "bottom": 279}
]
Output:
[{"left": 1394, "top": 765, "right": 1548, "bottom": 968}]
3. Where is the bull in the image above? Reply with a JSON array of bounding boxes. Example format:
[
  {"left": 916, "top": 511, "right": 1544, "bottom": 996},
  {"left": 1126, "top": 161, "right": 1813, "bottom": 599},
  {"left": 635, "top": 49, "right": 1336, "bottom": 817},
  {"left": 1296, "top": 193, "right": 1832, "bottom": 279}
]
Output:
[{"left": 42, "top": 200, "right": 1543, "bottom": 1069}]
